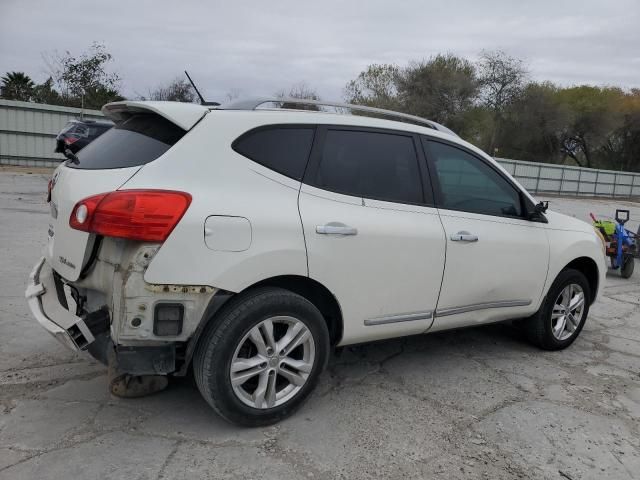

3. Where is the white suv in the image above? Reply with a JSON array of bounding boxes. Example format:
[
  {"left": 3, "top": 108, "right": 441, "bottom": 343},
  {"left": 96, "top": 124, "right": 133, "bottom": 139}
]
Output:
[{"left": 26, "top": 98, "right": 606, "bottom": 425}]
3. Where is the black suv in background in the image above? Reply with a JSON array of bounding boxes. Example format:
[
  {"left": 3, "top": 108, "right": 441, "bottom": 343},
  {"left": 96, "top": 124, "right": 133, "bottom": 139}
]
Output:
[{"left": 55, "top": 119, "right": 113, "bottom": 155}]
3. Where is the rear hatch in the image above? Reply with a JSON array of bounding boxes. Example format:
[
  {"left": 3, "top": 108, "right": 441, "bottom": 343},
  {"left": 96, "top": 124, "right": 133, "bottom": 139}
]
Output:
[{"left": 47, "top": 101, "right": 208, "bottom": 281}]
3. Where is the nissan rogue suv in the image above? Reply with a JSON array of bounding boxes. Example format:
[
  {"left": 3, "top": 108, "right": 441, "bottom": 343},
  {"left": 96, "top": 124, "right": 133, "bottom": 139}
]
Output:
[{"left": 26, "top": 98, "right": 606, "bottom": 426}]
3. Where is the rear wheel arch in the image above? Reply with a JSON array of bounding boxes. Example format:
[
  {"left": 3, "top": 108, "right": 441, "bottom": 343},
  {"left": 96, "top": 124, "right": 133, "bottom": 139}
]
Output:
[
  {"left": 248, "top": 275, "right": 343, "bottom": 346},
  {"left": 191, "top": 275, "right": 343, "bottom": 361}
]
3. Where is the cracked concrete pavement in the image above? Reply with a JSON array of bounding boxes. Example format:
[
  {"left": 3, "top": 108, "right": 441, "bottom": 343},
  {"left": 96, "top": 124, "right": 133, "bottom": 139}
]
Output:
[{"left": 0, "top": 170, "right": 639, "bottom": 479}]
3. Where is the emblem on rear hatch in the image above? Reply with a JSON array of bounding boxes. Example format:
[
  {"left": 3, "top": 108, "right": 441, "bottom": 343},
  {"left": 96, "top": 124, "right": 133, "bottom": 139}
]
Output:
[{"left": 58, "top": 256, "right": 76, "bottom": 270}]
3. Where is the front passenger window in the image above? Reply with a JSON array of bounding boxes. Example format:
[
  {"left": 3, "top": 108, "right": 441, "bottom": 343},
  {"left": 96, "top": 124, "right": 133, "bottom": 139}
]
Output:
[{"left": 426, "top": 140, "right": 522, "bottom": 217}]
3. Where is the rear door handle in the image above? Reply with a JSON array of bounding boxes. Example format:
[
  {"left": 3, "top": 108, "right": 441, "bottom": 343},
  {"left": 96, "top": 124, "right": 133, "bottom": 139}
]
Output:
[
  {"left": 316, "top": 224, "right": 358, "bottom": 236},
  {"left": 450, "top": 231, "right": 478, "bottom": 242}
]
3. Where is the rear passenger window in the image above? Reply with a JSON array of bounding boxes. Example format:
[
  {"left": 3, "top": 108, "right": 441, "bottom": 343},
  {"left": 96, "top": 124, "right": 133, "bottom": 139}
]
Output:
[
  {"left": 233, "top": 127, "right": 315, "bottom": 180},
  {"left": 313, "top": 130, "right": 423, "bottom": 204},
  {"left": 426, "top": 139, "right": 523, "bottom": 217}
]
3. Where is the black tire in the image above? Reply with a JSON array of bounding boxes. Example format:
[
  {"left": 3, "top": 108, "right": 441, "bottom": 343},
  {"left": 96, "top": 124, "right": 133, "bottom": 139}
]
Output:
[
  {"left": 193, "top": 287, "right": 330, "bottom": 427},
  {"left": 621, "top": 254, "right": 635, "bottom": 279},
  {"left": 524, "top": 269, "right": 591, "bottom": 351}
]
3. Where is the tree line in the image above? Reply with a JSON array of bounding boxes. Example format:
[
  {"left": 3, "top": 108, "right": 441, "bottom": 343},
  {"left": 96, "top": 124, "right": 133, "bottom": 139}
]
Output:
[
  {"left": 344, "top": 52, "right": 640, "bottom": 172},
  {"left": 2, "top": 44, "right": 639, "bottom": 172}
]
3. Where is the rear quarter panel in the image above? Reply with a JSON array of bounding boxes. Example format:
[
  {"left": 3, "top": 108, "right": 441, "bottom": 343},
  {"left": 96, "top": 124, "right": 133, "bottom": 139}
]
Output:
[{"left": 120, "top": 112, "right": 308, "bottom": 292}]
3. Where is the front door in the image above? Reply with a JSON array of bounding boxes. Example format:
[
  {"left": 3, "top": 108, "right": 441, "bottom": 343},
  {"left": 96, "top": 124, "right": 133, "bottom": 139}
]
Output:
[
  {"left": 422, "top": 138, "right": 550, "bottom": 331},
  {"left": 298, "top": 127, "right": 446, "bottom": 345}
]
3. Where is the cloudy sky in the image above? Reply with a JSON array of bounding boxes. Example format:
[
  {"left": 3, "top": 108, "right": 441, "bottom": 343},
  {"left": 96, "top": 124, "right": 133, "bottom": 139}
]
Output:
[{"left": 1, "top": 0, "right": 639, "bottom": 102}]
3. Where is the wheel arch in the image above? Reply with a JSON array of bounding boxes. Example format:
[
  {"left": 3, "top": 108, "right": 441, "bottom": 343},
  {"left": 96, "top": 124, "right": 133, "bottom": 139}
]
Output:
[
  {"left": 562, "top": 256, "right": 600, "bottom": 304},
  {"left": 180, "top": 275, "right": 344, "bottom": 375},
  {"left": 248, "top": 275, "right": 344, "bottom": 346}
]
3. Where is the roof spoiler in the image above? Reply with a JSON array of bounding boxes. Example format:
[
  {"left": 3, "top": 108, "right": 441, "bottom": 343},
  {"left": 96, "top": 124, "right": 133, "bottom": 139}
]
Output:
[{"left": 102, "top": 101, "right": 209, "bottom": 131}]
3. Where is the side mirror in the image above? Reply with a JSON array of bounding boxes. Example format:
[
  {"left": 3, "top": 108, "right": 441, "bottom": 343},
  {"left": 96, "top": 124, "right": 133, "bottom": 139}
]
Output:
[
  {"left": 534, "top": 201, "right": 549, "bottom": 214},
  {"left": 528, "top": 201, "right": 549, "bottom": 222}
]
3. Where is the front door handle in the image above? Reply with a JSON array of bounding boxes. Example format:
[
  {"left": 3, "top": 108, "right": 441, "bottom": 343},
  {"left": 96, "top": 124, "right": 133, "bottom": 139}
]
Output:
[
  {"left": 316, "top": 223, "right": 358, "bottom": 236},
  {"left": 450, "top": 231, "right": 478, "bottom": 242}
]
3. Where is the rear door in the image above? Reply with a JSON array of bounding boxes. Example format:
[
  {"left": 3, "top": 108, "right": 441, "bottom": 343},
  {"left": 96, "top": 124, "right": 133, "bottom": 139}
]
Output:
[
  {"left": 298, "top": 126, "right": 446, "bottom": 345},
  {"left": 47, "top": 111, "right": 193, "bottom": 280},
  {"left": 423, "top": 138, "right": 549, "bottom": 331}
]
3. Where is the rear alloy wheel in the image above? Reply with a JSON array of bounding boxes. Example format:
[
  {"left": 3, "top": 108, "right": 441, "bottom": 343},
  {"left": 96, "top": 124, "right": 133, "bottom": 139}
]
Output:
[
  {"left": 230, "top": 316, "right": 316, "bottom": 409},
  {"left": 193, "top": 287, "right": 329, "bottom": 426},
  {"left": 525, "top": 269, "right": 591, "bottom": 350}
]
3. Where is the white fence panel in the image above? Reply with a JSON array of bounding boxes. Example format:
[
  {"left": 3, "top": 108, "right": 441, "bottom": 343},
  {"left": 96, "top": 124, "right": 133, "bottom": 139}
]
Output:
[
  {"left": 0, "top": 99, "right": 104, "bottom": 167},
  {"left": 496, "top": 158, "right": 640, "bottom": 198}
]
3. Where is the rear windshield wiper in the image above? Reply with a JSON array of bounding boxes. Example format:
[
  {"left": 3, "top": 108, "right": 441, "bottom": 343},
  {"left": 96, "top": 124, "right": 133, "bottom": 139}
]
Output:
[{"left": 64, "top": 149, "right": 80, "bottom": 165}]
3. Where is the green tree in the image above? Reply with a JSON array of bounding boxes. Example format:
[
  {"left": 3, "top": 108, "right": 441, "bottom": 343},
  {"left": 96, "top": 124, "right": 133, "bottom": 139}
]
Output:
[
  {"left": 614, "top": 89, "right": 640, "bottom": 171},
  {"left": 344, "top": 64, "right": 400, "bottom": 109},
  {"left": 31, "top": 77, "right": 62, "bottom": 104},
  {"left": 0, "top": 71, "right": 35, "bottom": 101},
  {"left": 48, "top": 42, "right": 123, "bottom": 109},
  {"left": 495, "top": 82, "right": 569, "bottom": 162},
  {"left": 556, "top": 86, "right": 624, "bottom": 168},
  {"left": 396, "top": 54, "right": 479, "bottom": 129}
]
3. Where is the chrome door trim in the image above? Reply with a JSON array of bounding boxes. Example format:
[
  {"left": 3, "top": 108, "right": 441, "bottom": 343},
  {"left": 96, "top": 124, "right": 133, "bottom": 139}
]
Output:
[
  {"left": 435, "top": 299, "right": 532, "bottom": 317},
  {"left": 364, "top": 310, "right": 433, "bottom": 326}
]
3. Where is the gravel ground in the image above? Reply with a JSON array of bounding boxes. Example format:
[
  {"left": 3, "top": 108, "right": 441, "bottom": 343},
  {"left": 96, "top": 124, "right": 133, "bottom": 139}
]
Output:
[{"left": 0, "top": 171, "right": 639, "bottom": 480}]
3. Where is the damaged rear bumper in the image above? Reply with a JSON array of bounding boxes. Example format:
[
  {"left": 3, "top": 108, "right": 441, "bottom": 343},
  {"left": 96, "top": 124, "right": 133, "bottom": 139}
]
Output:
[{"left": 25, "top": 257, "right": 98, "bottom": 351}]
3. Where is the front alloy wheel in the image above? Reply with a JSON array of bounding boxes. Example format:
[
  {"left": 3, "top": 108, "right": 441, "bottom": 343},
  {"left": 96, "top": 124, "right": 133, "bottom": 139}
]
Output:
[
  {"left": 524, "top": 268, "right": 591, "bottom": 350},
  {"left": 551, "top": 284, "right": 585, "bottom": 341}
]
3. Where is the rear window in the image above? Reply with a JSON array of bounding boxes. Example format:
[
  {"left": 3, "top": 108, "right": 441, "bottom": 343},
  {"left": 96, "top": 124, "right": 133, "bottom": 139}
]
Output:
[
  {"left": 68, "top": 114, "right": 185, "bottom": 169},
  {"left": 232, "top": 127, "right": 315, "bottom": 180}
]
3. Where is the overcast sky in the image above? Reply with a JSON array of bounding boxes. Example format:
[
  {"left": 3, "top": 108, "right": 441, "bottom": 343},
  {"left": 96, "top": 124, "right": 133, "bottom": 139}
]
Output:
[{"left": 2, "top": 0, "right": 639, "bottom": 103}]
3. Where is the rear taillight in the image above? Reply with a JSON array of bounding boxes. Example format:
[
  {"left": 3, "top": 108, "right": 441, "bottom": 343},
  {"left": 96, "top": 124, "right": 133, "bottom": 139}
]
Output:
[
  {"left": 69, "top": 190, "right": 192, "bottom": 242},
  {"left": 64, "top": 136, "right": 79, "bottom": 145}
]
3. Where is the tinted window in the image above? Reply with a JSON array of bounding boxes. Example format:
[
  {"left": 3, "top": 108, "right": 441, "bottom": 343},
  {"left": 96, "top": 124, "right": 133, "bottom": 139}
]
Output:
[
  {"left": 233, "top": 127, "right": 315, "bottom": 180},
  {"left": 314, "top": 130, "right": 423, "bottom": 204},
  {"left": 68, "top": 114, "right": 185, "bottom": 170},
  {"left": 73, "top": 124, "right": 89, "bottom": 137},
  {"left": 426, "top": 139, "right": 522, "bottom": 217}
]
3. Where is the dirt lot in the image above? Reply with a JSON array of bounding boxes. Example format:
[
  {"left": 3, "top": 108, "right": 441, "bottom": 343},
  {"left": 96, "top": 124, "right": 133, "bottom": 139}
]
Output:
[{"left": 0, "top": 171, "right": 639, "bottom": 479}]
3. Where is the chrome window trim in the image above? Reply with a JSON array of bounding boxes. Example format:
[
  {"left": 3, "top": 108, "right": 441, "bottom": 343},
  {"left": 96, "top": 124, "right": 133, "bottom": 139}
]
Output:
[
  {"left": 435, "top": 300, "right": 532, "bottom": 317},
  {"left": 364, "top": 310, "right": 433, "bottom": 326}
]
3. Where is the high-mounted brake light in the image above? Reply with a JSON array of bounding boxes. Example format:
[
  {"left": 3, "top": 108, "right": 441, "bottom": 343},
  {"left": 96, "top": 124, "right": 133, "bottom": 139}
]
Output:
[{"left": 69, "top": 190, "right": 192, "bottom": 242}]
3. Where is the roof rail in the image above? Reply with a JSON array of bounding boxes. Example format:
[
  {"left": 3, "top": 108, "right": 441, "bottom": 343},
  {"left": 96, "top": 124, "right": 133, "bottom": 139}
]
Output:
[{"left": 216, "top": 97, "right": 458, "bottom": 137}]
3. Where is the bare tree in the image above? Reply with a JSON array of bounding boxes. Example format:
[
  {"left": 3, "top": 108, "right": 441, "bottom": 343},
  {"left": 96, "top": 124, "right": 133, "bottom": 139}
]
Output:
[
  {"left": 146, "top": 78, "right": 196, "bottom": 102},
  {"left": 275, "top": 81, "right": 320, "bottom": 110},
  {"left": 477, "top": 50, "right": 528, "bottom": 153},
  {"left": 225, "top": 88, "right": 242, "bottom": 103}
]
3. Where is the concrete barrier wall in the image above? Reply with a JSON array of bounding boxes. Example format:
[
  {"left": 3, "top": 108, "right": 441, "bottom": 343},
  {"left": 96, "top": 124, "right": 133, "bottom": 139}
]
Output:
[
  {"left": 497, "top": 158, "right": 640, "bottom": 198},
  {"left": 0, "top": 99, "right": 104, "bottom": 167}
]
